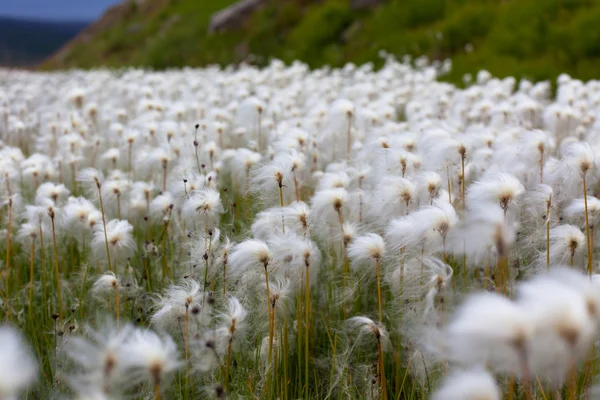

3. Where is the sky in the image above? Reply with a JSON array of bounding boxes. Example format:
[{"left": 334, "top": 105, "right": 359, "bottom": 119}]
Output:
[{"left": 0, "top": 0, "right": 122, "bottom": 21}]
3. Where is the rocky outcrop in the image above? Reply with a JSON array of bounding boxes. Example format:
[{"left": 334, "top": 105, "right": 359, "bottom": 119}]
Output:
[
  {"left": 350, "top": 0, "right": 383, "bottom": 9},
  {"left": 208, "top": 0, "right": 269, "bottom": 33}
]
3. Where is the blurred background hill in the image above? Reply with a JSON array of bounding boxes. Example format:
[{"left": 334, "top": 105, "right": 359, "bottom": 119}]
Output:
[{"left": 4, "top": 0, "right": 600, "bottom": 83}]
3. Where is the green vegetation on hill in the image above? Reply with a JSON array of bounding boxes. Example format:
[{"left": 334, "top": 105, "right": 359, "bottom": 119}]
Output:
[{"left": 44, "top": 0, "right": 600, "bottom": 83}]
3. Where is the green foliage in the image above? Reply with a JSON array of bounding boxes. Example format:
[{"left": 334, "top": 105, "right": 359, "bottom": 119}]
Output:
[{"left": 45, "top": 0, "right": 600, "bottom": 84}]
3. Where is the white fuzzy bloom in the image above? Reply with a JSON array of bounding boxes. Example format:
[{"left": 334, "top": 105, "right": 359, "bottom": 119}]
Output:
[
  {"left": 152, "top": 279, "right": 211, "bottom": 332},
  {"left": 181, "top": 188, "right": 224, "bottom": 229},
  {"left": 66, "top": 322, "right": 133, "bottom": 393},
  {"left": 77, "top": 168, "right": 104, "bottom": 196},
  {"left": 0, "top": 326, "right": 38, "bottom": 398},
  {"left": 228, "top": 239, "right": 272, "bottom": 278},
  {"left": 310, "top": 187, "right": 348, "bottom": 227},
  {"left": 92, "top": 219, "right": 136, "bottom": 263},
  {"left": 517, "top": 272, "right": 595, "bottom": 384},
  {"left": 347, "top": 233, "right": 386, "bottom": 269},
  {"left": 547, "top": 225, "right": 586, "bottom": 265},
  {"left": 564, "top": 197, "right": 600, "bottom": 227},
  {"left": 35, "top": 182, "right": 70, "bottom": 205},
  {"left": 91, "top": 272, "right": 120, "bottom": 295},
  {"left": 64, "top": 196, "right": 98, "bottom": 232},
  {"left": 346, "top": 316, "right": 389, "bottom": 348},
  {"left": 121, "top": 329, "right": 181, "bottom": 386},
  {"left": 445, "top": 292, "right": 533, "bottom": 375},
  {"left": 467, "top": 172, "right": 524, "bottom": 213},
  {"left": 432, "top": 368, "right": 500, "bottom": 400}
]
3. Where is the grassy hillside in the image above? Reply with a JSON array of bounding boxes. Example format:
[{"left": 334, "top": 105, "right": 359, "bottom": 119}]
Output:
[
  {"left": 44, "top": 0, "right": 600, "bottom": 83},
  {"left": 0, "top": 17, "right": 86, "bottom": 66}
]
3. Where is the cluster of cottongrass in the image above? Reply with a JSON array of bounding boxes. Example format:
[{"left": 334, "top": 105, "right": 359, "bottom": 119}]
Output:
[{"left": 3, "top": 58, "right": 600, "bottom": 399}]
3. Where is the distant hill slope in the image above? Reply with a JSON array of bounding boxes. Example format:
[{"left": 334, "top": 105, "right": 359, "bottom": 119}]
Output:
[
  {"left": 0, "top": 17, "right": 87, "bottom": 66},
  {"left": 43, "top": 0, "right": 600, "bottom": 83}
]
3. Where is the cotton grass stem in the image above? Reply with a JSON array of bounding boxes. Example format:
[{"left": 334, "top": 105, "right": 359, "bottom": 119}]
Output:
[
  {"left": 28, "top": 238, "right": 35, "bottom": 321},
  {"left": 50, "top": 210, "right": 63, "bottom": 320},
  {"left": 4, "top": 198, "right": 12, "bottom": 316},
  {"left": 97, "top": 183, "right": 112, "bottom": 272},
  {"left": 305, "top": 260, "right": 310, "bottom": 399},
  {"left": 583, "top": 175, "right": 593, "bottom": 275}
]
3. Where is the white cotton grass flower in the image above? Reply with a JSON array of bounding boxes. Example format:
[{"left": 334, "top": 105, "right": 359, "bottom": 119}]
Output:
[
  {"left": 419, "top": 171, "right": 442, "bottom": 205},
  {"left": 448, "top": 203, "right": 515, "bottom": 266},
  {"left": 181, "top": 188, "right": 224, "bottom": 230},
  {"left": 544, "top": 268, "right": 600, "bottom": 325},
  {"left": 347, "top": 233, "right": 386, "bottom": 271},
  {"left": 346, "top": 316, "right": 389, "bottom": 350},
  {"left": 121, "top": 329, "right": 181, "bottom": 391},
  {"left": 422, "top": 257, "right": 453, "bottom": 317},
  {"left": 66, "top": 321, "right": 133, "bottom": 394},
  {"left": 152, "top": 279, "right": 211, "bottom": 333},
  {"left": 228, "top": 239, "right": 272, "bottom": 280},
  {"left": 92, "top": 219, "right": 136, "bottom": 264},
  {"left": 466, "top": 172, "right": 524, "bottom": 215},
  {"left": 251, "top": 209, "right": 284, "bottom": 241},
  {"left": 445, "top": 291, "right": 533, "bottom": 377},
  {"left": 189, "top": 331, "right": 220, "bottom": 373},
  {"left": 77, "top": 168, "right": 104, "bottom": 197},
  {"left": 91, "top": 272, "right": 120, "bottom": 296},
  {"left": 267, "top": 276, "right": 293, "bottom": 316},
  {"left": 250, "top": 158, "right": 294, "bottom": 206},
  {"left": 279, "top": 201, "right": 311, "bottom": 236},
  {"left": 149, "top": 192, "right": 174, "bottom": 221},
  {"left": 268, "top": 232, "right": 321, "bottom": 288},
  {"left": 431, "top": 368, "right": 500, "bottom": 400},
  {"left": 310, "top": 187, "right": 348, "bottom": 230},
  {"left": 215, "top": 297, "right": 248, "bottom": 354},
  {"left": 385, "top": 199, "right": 457, "bottom": 257},
  {"left": 368, "top": 176, "right": 416, "bottom": 226},
  {"left": 0, "top": 326, "right": 38, "bottom": 399},
  {"left": 64, "top": 196, "right": 98, "bottom": 233},
  {"left": 545, "top": 225, "right": 586, "bottom": 267},
  {"left": 35, "top": 182, "right": 70, "bottom": 205},
  {"left": 564, "top": 196, "right": 600, "bottom": 228},
  {"left": 562, "top": 141, "right": 594, "bottom": 177},
  {"left": 517, "top": 272, "right": 596, "bottom": 385}
]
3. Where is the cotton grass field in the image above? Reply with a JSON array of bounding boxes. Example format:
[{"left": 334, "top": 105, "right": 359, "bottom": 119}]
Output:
[{"left": 2, "top": 57, "right": 600, "bottom": 399}]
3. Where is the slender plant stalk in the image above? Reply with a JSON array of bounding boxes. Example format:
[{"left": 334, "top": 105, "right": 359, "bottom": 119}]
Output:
[
  {"left": 257, "top": 110, "right": 262, "bottom": 153},
  {"left": 283, "top": 321, "right": 289, "bottom": 400},
  {"left": 116, "top": 194, "right": 121, "bottom": 220},
  {"left": 305, "top": 263, "right": 310, "bottom": 399},
  {"left": 446, "top": 164, "right": 452, "bottom": 204},
  {"left": 279, "top": 184, "right": 285, "bottom": 233},
  {"left": 28, "top": 238, "right": 35, "bottom": 321},
  {"left": 185, "top": 304, "right": 189, "bottom": 399},
  {"left": 293, "top": 170, "right": 300, "bottom": 202},
  {"left": 50, "top": 213, "right": 63, "bottom": 320},
  {"left": 115, "top": 288, "right": 120, "bottom": 328},
  {"left": 128, "top": 141, "right": 133, "bottom": 181},
  {"left": 264, "top": 263, "right": 274, "bottom": 363},
  {"left": 162, "top": 160, "right": 168, "bottom": 193},
  {"left": 5, "top": 198, "right": 12, "bottom": 318},
  {"left": 546, "top": 199, "right": 551, "bottom": 270},
  {"left": 223, "top": 257, "right": 228, "bottom": 297},
  {"left": 376, "top": 258, "right": 383, "bottom": 324},
  {"left": 346, "top": 113, "right": 352, "bottom": 160},
  {"left": 461, "top": 153, "right": 466, "bottom": 207},
  {"left": 39, "top": 224, "right": 47, "bottom": 319},
  {"left": 377, "top": 337, "right": 387, "bottom": 400},
  {"left": 539, "top": 147, "right": 544, "bottom": 183},
  {"left": 154, "top": 381, "right": 161, "bottom": 400},
  {"left": 584, "top": 175, "right": 593, "bottom": 276},
  {"left": 97, "top": 185, "right": 112, "bottom": 272}
]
